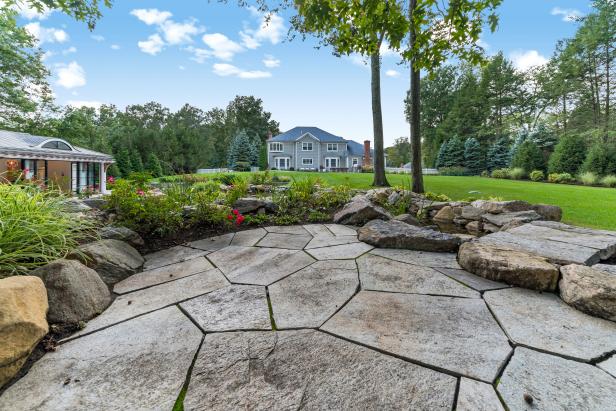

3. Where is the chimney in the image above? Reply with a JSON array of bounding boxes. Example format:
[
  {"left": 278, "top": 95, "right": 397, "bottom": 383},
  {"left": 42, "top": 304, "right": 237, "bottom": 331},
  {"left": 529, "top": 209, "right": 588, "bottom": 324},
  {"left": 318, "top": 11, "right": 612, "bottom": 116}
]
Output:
[
  {"left": 363, "top": 140, "right": 372, "bottom": 167},
  {"left": 267, "top": 130, "right": 273, "bottom": 140}
]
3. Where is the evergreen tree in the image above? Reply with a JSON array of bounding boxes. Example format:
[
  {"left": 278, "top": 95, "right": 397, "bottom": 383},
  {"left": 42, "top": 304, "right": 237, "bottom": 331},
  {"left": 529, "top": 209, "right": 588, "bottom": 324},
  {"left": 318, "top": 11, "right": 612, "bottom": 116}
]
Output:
[
  {"left": 227, "top": 130, "right": 259, "bottom": 170},
  {"left": 509, "top": 129, "right": 528, "bottom": 160},
  {"left": 258, "top": 142, "right": 268, "bottom": 170},
  {"left": 114, "top": 148, "right": 133, "bottom": 178},
  {"left": 548, "top": 135, "right": 587, "bottom": 174},
  {"left": 435, "top": 140, "right": 449, "bottom": 169},
  {"left": 487, "top": 138, "right": 511, "bottom": 171},
  {"left": 130, "top": 150, "right": 144, "bottom": 173},
  {"left": 529, "top": 124, "right": 558, "bottom": 153},
  {"left": 512, "top": 140, "right": 545, "bottom": 172},
  {"left": 445, "top": 137, "right": 465, "bottom": 167},
  {"left": 107, "top": 163, "right": 120, "bottom": 178},
  {"left": 463, "top": 137, "right": 484, "bottom": 174},
  {"left": 582, "top": 142, "right": 616, "bottom": 176},
  {"left": 145, "top": 152, "right": 163, "bottom": 177}
]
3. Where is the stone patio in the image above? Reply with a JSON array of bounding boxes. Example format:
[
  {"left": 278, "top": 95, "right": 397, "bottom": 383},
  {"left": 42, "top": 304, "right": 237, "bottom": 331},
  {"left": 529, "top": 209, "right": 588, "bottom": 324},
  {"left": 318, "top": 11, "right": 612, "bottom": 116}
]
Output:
[{"left": 2, "top": 224, "right": 616, "bottom": 410}]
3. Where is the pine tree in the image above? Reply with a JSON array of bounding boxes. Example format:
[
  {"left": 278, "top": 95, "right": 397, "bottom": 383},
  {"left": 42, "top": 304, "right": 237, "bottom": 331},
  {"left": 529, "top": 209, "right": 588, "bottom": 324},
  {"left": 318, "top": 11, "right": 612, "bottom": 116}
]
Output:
[
  {"left": 529, "top": 124, "right": 558, "bottom": 153},
  {"left": 582, "top": 142, "right": 616, "bottom": 176},
  {"left": 487, "top": 138, "right": 511, "bottom": 171},
  {"left": 258, "top": 142, "right": 268, "bottom": 170},
  {"left": 548, "top": 135, "right": 587, "bottom": 174},
  {"left": 107, "top": 163, "right": 120, "bottom": 178},
  {"left": 509, "top": 129, "right": 528, "bottom": 160},
  {"left": 463, "top": 137, "right": 484, "bottom": 174},
  {"left": 227, "top": 130, "right": 259, "bottom": 170},
  {"left": 446, "top": 137, "right": 465, "bottom": 167},
  {"left": 145, "top": 152, "right": 163, "bottom": 177},
  {"left": 512, "top": 140, "right": 545, "bottom": 172},
  {"left": 435, "top": 140, "right": 449, "bottom": 169},
  {"left": 130, "top": 150, "right": 144, "bottom": 173},
  {"left": 115, "top": 148, "right": 133, "bottom": 178}
]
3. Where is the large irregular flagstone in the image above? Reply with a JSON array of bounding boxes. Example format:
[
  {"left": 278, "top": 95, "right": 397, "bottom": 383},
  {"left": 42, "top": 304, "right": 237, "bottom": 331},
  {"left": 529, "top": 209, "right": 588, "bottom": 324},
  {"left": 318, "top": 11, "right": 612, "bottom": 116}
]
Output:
[
  {"left": 0, "top": 307, "right": 202, "bottom": 411},
  {"left": 497, "top": 347, "right": 616, "bottom": 411},
  {"left": 471, "top": 199, "right": 532, "bottom": 214},
  {"left": 113, "top": 257, "right": 214, "bottom": 294},
  {"left": 143, "top": 245, "right": 208, "bottom": 271},
  {"left": 598, "top": 354, "right": 616, "bottom": 378},
  {"left": 256, "top": 232, "right": 312, "bottom": 250},
  {"left": 370, "top": 248, "right": 461, "bottom": 269},
  {"left": 302, "top": 224, "right": 332, "bottom": 237},
  {"left": 207, "top": 246, "right": 315, "bottom": 285},
  {"left": 324, "top": 223, "right": 357, "bottom": 236},
  {"left": 264, "top": 225, "right": 310, "bottom": 235},
  {"left": 456, "top": 378, "right": 504, "bottom": 411},
  {"left": 435, "top": 268, "right": 510, "bottom": 292},
  {"left": 592, "top": 263, "right": 616, "bottom": 275},
  {"left": 321, "top": 291, "right": 511, "bottom": 382},
  {"left": 477, "top": 231, "right": 601, "bottom": 265},
  {"left": 184, "top": 330, "right": 457, "bottom": 410},
  {"left": 333, "top": 196, "right": 393, "bottom": 225},
  {"left": 559, "top": 264, "right": 616, "bottom": 321},
  {"left": 269, "top": 260, "right": 358, "bottom": 328},
  {"left": 304, "top": 235, "right": 359, "bottom": 249},
  {"left": 484, "top": 288, "right": 616, "bottom": 361},
  {"left": 458, "top": 242, "right": 559, "bottom": 291},
  {"left": 230, "top": 228, "right": 267, "bottom": 246},
  {"left": 305, "top": 241, "right": 373, "bottom": 260},
  {"left": 481, "top": 210, "right": 542, "bottom": 227},
  {"left": 189, "top": 233, "right": 234, "bottom": 251},
  {"left": 71, "top": 239, "right": 144, "bottom": 286},
  {"left": 358, "top": 219, "right": 461, "bottom": 252},
  {"left": 357, "top": 254, "right": 479, "bottom": 298},
  {"left": 180, "top": 285, "right": 270, "bottom": 331},
  {"left": 70, "top": 269, "right": 228, "bottom": 338}
]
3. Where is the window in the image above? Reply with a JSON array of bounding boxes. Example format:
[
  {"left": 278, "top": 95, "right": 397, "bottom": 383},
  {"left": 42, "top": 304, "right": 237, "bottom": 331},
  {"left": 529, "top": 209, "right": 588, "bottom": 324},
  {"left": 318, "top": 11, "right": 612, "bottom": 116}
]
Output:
[
  {"left": 302, "top": 158, "right": 313, "bottom": 166},
  {"left": 327, "top": 143, "right": 338, "bottom": 152},
  {"left": 269, "top": 142, "right": 283, "bottom": 152},
  {"left": 302, "top": 142, "right": 313, "bottom": 151},
  {"left": 42, "top": 140, "right": 72, "bottom": 151},
  {"left": 352, "top": 158, "right": 359, "bottom": 166}
]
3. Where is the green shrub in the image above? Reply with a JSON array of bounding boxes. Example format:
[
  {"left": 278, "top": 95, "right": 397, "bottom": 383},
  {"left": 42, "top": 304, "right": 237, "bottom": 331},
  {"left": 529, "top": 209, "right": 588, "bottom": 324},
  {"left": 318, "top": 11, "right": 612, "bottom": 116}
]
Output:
[
  {"left": 250, "top": 171, "right": 271, "bottom": 185},
  {"left": 234, "top": 161, "right": 251, "bottom": 172},
  {"left": 0, "top": 184, "right": 97, "bottom": 276},
  {"left": 463, "top": 137, "right": 485, "bottom": 175},
  {"left": 271, "top": 174, "right": 291, "bottom": 183},
  {"left": 548, "top": 135, "right": 587, "bottom": 175},
  {"left": 529, "top": 170, "right": 545, "bottom": 182},
  {"left": 491, "top": 168, "right": 510, "bottom": 179},
  {"left": 547, "top": 172, "right": 573, "bottom": 184},
  {"left": 224, "top": 176, "right": 248, "bottom": 206},
  {"left": 424, "top": 192, "right": 451, "bottom": 202},
  {"left": 438, "top": 166, "right": 469, "bottom": 176},
  {"left": 511, "top": 140, "right": 545, "bottom": 173},
  {"left": 214, "top": 173, "right": 238, "bottom": 186},
  {"left": 509, "top": 167, "right": 526, "bottom": 180},
  {"left": 601, "top": 175, "right": 616, "bottom": 188},
  {"left": 480, "top": 170, "right": 490, "bottom": 177},
  {"left": 579, "top": 171, "right": 598, "bottom": 186}
]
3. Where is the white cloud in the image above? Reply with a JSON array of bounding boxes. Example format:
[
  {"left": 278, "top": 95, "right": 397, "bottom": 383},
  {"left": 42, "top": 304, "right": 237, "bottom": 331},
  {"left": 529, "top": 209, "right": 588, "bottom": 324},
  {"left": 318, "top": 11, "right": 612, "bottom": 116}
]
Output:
[
  {"left": 56, "top": 61, "right": 86, "bottom": 89},
  {"left": 67, "top": 100, "right": 103, "bottom": 109},
  {"left": 510, "top": 50, "right": 548, "bottom": 71},
  {"left": 62, "top": 46, "right": 77, "bottom": 55},
  {"left": 348, "top": 54, "right": 368, "bottom": 67},
  {"left": 130, "top": 9, "right": 172, "bottom": 25},
  {"left": 380, "top": 42, "right": 398, "bottom": 57},
  {"left": 551, "top": 7, "right": 584, "bottom": 22},
  {"left": 41, "top": 51, "right": 55, "bottom": 61},
  {"left": 160, "top": 19, "right": 201, "bottom": 45},
  {"left": 14, "top": 3, "right": 52, "bottom": 20},
  {"left": 185, "top": 46, "right": 211, "bottom": 63},
  {"left": 385, "top": 69, "right": 400, "bottom": 78},
  {"left": 212, "top": 63, "right": 271, "bottom": 79},
  {"left": 138, "top": 34, "right": 165, "bottom": 55},
  {"left": 111, "top": 44, "right": 120, "bottom": 50},
  {"left": 202, "top": 33, "right": 243, "bottom": 60},
  {"left": 239, "top": 6, "right": 285, "bottom": 49},
  {"left": 476, "top": 38, "right": 490, "bottom": 50},
  {"left": 24, "top": 22, "right": 68, "bottom": 44},
  {"left": 91, "top": 34, "right": 105, "bottom": 42},
  {"left": 263, "top": 55, "right": 280, "bottom": 68},
  {"left": 179, "top": 65, "right": 186, "bottom": 70}
]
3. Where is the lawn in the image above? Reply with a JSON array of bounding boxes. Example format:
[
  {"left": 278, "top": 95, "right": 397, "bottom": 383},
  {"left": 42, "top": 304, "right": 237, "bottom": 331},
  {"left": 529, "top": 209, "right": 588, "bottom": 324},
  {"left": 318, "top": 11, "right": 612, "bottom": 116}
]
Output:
[{"left": 265, "top": 171, "right": 616, "bottom": 230}]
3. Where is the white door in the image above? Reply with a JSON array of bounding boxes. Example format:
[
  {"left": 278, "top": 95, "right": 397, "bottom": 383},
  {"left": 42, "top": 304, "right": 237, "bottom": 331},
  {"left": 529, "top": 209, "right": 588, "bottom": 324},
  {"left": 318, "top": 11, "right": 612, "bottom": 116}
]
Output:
[
  {"left": 325, "top": 158, "right": 339, "bottom": 169},
  {"left": 275, "top": 157, "right": 290, "bottom": 170}
]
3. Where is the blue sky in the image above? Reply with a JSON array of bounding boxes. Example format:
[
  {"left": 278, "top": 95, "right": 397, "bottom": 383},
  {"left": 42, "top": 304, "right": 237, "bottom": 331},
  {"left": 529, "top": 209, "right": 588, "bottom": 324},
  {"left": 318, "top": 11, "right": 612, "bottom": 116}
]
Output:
[{"left": 17, "top": 0, "right": 591, "bottom": 146}]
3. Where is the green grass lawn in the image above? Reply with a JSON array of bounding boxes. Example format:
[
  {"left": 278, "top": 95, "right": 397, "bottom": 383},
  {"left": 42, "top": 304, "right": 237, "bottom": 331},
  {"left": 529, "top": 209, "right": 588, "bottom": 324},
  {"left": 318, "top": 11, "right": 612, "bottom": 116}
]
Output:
[{"left": 266, "top": 171, "right": 616, "bottom": 230}]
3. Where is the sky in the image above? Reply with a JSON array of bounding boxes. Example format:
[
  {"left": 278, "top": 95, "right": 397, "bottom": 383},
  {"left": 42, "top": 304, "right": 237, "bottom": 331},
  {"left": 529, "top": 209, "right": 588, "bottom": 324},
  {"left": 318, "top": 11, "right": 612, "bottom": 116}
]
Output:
[{"left": 16, "top": 0, "right": 592, "bottom": 146}]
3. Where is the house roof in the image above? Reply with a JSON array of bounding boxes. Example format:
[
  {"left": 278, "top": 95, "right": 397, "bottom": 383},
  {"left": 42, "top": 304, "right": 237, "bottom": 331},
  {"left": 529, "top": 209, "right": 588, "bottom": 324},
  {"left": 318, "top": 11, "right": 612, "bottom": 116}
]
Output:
[
  {"left": 270, "top": 127, "right": 348, "bottom": 143},
  {"left": 0, "top": 130, "right": 114, "bottom": 163}
]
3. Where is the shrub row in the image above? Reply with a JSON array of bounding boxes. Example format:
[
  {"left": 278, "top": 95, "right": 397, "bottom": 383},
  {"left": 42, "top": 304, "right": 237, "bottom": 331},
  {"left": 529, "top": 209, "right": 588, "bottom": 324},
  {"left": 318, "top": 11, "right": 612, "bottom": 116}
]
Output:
[{"left": 486, "top": 168, "right": 616, "bottom": 187}]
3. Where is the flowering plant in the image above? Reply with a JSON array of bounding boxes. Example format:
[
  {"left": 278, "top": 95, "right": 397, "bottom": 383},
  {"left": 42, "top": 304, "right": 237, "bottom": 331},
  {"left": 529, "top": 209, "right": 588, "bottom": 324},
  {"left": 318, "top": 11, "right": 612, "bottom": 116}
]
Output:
[{"left": 226, "top": 209, "right": 245, "bottom": 226}]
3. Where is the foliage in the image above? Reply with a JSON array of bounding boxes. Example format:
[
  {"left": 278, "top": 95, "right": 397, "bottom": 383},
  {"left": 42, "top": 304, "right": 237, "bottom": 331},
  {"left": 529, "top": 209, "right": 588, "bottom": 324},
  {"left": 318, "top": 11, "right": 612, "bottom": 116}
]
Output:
[
  {"left": 0, "top": 184, "right": 97, "bottom": 276},
  {"left": 227, "top": 130, "right": 259, "bottom": 170},
  {"left": 145, "top": 153, "right": 163, "bottom": 177},
  {"left": 463, "top": 137, "right": 484, "bottom": 175},
  {"left": 547, "top": 172, "right": 574, "bottom": 184},
  {"left": 601, "top": 175, "right": 616, "bottom": 188},
  {"left": 579, "top": 171, "right": 598, "bottom": 186},
  {"left": 114, "top": 148, "right": 132, "bottom": 178},
  {"left": 491, "top": 168, "right": 510, "bottom": 179},
  {"left": 486, "top": 138, "right": 511, "bottom": 171},
  {"left": 250, "top": 171, "right": 272, "bottom": 185},
  {"left": 582, "top": 142, "right": 616, "bottom": 176},
  {"left": 438, "top": 166, "right": 469, "bottom": 176},
  {"left": 386, "top": 137, "right": 411, "bottom": 167},
  {"left": 548, "top": 135, "right": 587, "bottom": 175},
  {"left": 214, "top": 173, "right": 239, "bottom": 186},
  {"left": 529, "top": 170, "right": 545, "bottom": 182},
  {"left": 512, "top": 140, "right": 546, "bottom": 172},
  {"left": 508, "top": 167, "right": 526, "bottom": 180},
  {"left": 224, "top": 176, "right": 249, "bottom": 206},
  {"left": 424, "top": 192, "right": 451, "bottom": 202},
  {"left": 130, "top": 150, "right": 144, "bottom": 172}
]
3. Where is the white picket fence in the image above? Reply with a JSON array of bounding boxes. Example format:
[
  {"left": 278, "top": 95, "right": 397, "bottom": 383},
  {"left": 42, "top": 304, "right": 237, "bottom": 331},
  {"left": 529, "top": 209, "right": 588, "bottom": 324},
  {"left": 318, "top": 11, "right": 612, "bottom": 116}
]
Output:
[
  {"left": 386, "top": 167, "right": 439, "bottom": 175},
  {"left": 196, "top": 167, "right": 260, "bottom": 174}
]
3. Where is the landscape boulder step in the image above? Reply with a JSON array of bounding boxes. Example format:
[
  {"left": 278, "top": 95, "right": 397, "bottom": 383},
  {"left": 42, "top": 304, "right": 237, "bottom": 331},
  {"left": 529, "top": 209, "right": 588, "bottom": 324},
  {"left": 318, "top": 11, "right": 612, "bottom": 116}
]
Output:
[
  {"left": 531, "top": 204, "right": 562, "bottom": 221},
  {"left": 0, "top": 276, "right": 48, "bottom": 388},
  {"left": 98, "top": 226, "right": 144, "bottom": 247},
  {"left": 433, "top": 206, "right": 455, "bottom": 223},
  {"left": 471, "top": 199, "right": 532, "bottom": 214},
  {"left": 358, "top": 219, "right": 461, "bottom": 252},
  {"left": 458, "top": 242, "right": 559, "bottom": 291},
  {"left": 70, "top": 239, "right": 144, "bottom": 286},
  {"left": 333, "top": 196, "right": 392, "bottom": 225},
  {"left": 559, "top": 264, "right": 616, "bottom": 321},
  {"left": 32, "top": 259, "right": 111, "bottom": 324},
  {"left": 232, "top": 197, "right": 277, "bottom": 214},
  {"left": 481, "top": 210, "right": 542, "bottom": 227}
]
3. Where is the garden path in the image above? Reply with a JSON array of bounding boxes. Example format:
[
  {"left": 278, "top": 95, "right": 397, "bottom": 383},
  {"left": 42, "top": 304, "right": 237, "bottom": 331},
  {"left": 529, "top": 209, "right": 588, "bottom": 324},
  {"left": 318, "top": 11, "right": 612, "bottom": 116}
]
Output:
[{"left": 2, "top": 225, "right": 616, "bottom": 410}]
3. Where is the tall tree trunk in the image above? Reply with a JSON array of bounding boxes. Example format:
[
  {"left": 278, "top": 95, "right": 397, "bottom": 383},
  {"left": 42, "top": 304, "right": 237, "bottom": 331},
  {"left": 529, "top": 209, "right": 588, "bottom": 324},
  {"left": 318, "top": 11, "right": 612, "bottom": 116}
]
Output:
[
  {"left": 371, "top": 51, "right": 389, "bottom": 187},
  {"left": 605, "top": 43, "right": 611, "bottom": 140},
  {"left": 409, "top": 0, "right": 424, "bottom": 193}
]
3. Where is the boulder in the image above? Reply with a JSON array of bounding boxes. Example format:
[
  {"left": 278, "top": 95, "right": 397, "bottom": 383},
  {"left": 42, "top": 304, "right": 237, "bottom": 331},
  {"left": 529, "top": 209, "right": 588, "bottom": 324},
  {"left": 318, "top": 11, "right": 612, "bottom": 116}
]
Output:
[
  {"left": 499, "top": 219, "right": 527, "bottom": 231},
  {"left": 560, "top": 265, "right": 616, "bottom": 321},
  {"left": 32, "top": 259, "right": 111, "bottom": 324},
  {"left": 358, "top": 219, "right": 461, "bottom": 252},
  {"left": 387, "top": 191, "right": 401, "bottom": 205},
  {"left": 482, "top": 210, "right": 542, "bottom": 227},
  {"left": 471, "top": 200, "right": 531, "bottom": 214},
  {"left": 0, "top": 276, "right": 48, "bottom": 388},
  {"left": 531, "top": 204, "right": 562, "bottom": 221},
  {"left": 82, "top": 197, "right": 108, "bottom": 210},
  {"left": 70, "top": 239, "right": 144, "bottom": 286},
  {"left": 99, "top": 226, "right": 144, "bottom": 247},
  {"left": 460, "top": 206, "right": 485, "bottom": 221},
  {"left": 433, "top": 206, "right": 455, "bottom": 223},
  {"left": 364, "top": 188, "right": 392, "bottom": 203},
  {"left": 592, "top": 263, "right": 616, "bottom": 275},
  {"left": 233, "top": 197, "right": 277, "bottom": 214},
  {"left": 483, "top": 223, "right": 501, "bottom": 233},
  {"left": 333, "top": 197, "right": 392, "bottom": 226},
  {"left": 62, "top": 198, "right": 91, "bottom": 213},
  {"left": 465, "top": 221, "right": 482, "bottom": 235},
  {"left": 458, "top": 242, "right": 559, "bottom": 291},
  {"left": 393, "top": 213, "right": 421, "bottom": 226}
]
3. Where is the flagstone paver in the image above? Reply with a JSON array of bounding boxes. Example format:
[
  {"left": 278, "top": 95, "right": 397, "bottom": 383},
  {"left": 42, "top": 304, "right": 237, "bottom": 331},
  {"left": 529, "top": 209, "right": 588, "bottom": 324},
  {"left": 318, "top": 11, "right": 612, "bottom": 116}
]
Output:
[
  {"left": 189, "top": 233, "right": 234, "bottom": 251},
  {"left": 456, "top": 378, "right": 504, "bottom": 411},
  {"left": 303, "top": 224, "right": 332, "bottom": 237},
  {"left": 113, "top": 257, "right": 214, "bottom": 294},
  {"left": 306, "top": 241, "right": 373, "bottom": 260},
  {"left": 256, "top": 232, "right": 312, "bottom": 249},
  {"left": 183, "top": 330, "right": 457, "bottom": 410},
  {"left": 598, "top": 355, "right": 616, "bottom": 378},
  {"left": 143, "top": 245, "right": 209, "bottom": 270},
  {"left": 269, "top": 260, "right": 359, "bottom": 328},
  {"left": 69, "top": 268, "right": 228, "bottom": 338},
  {"left": 264, "top": 225, "right": 310, "bottom": 235},
  {"left": 230, "top": 228, "right": 267, "bottom": 246},
  {"left": 324, "top": 224, "right": 357, "bottom": 236},
  {"left": 497, "top": 347, "right": 616, "bottom": 411},
  {"left": 180, "top": 285, "right": 270, "bottom": 331},
  {"left": 484, "top": 288, "right": 616, "bottom": 361},
  {"left": 321, "top": 290, "right": 511, "bottom": 382},
  {"left": 358, "top": 254, "right": 479, "bottom": 298},
  {"left": 370, "top": 248, "right": 461, "bottom": 269},
  {"left": 207, "top": 246, "right": 315, "bottom": 285},
  {"left": 435, "top": 267, "right": 510, "bottom": 292},
  {"left": 304, "top": 235, "right": 359, "bottom": 249},
  {"left": 0, "top": 307, "right": 202, "bottom": 411}
]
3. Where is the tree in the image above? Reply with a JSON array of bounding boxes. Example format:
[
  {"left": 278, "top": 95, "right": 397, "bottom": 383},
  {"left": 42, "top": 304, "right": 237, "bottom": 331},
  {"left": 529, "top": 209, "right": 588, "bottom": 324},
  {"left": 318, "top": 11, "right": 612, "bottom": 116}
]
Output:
[
  {"left": 130, "top": 150, "right": 144, "bottom": 173},
  {"left": 464, "top": 138, "right": 484, "bottom": 174},
  {"left": 145, "top": 153, "right": 163, "bottom": 177},
  {"left": 435, "top": 140, "right": 449, "bottom": 169},
  {"left": 444, "top": 137, "right": 465, "bottom": 167},
  {"left": 4, "top": 0, "right": 111, "bottom": 29},
  {"left": 487, "top": 138, "right": 511, "bottom": 171},
  {"left": 225, "top": 95, "right": 280, "bottom": 144},
  {"left": 548, "top": 135, "right": 587, "bottom": 174},
  {"left": 582, "top": 141, "right": 616, "bottom": 175},
  {"left": 227, "top": 130, "right": 259, "bottom": 170},
  {"left": 512, "top": 140, "right": 545, "bottom": 172},
  {"left": 115, "top": 148, "right": 132, "bottom": 178},
  {"left": 258, "top": 143, "right": 268, "bottom": 170},
  {"left": 385, "top": 137, "right": 411, "bottom": 167}
]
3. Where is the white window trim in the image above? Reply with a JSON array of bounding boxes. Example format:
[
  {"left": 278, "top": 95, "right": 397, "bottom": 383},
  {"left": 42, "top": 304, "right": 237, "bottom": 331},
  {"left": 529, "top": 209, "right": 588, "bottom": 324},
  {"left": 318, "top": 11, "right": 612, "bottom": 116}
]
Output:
[
  {"left": 325, "top": 157, "right": 340, "bottom": 168},
  {"left": 301, "top": 142, "right": 313, "bottom": 151},
  {"left": 275, "top": 157, "right": 291, "bottom": 170},
  {"left": 302, "top": 158, "right": 313, "bottom": 165},
  {"left": 327, "top": 143, "right": 338, "bottom": 152},
  {"left": 270, "top": 142, "right": 283, "bottom": 152},
  {"left": 352, "top": 157, "right": 359, "bottom": 166}
]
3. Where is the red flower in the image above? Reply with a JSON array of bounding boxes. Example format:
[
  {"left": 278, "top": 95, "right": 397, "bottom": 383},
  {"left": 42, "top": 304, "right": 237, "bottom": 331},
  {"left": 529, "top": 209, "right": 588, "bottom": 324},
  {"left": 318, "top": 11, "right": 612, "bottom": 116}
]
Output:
[
  {"left": 227, "top": 214, "right": 234, "bottom": 221},
  {"left": 236, "top": 215, "right": 245, "bottom": 225},
  {"left": 232, "top": 209, "right": 240, "bottom": 216},
  {"left": 107, "top": 176, "right": 115, "bottom": 183},
  {"left": 136, "top": 189, "right": 145, "bottom": 196}
]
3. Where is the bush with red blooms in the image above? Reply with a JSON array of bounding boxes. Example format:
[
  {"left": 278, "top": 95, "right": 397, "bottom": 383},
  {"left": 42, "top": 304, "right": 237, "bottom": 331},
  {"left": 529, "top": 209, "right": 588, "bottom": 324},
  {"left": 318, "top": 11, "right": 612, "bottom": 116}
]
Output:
[{"left": 226, "top": 209, "right": 245, "bottom": 226}]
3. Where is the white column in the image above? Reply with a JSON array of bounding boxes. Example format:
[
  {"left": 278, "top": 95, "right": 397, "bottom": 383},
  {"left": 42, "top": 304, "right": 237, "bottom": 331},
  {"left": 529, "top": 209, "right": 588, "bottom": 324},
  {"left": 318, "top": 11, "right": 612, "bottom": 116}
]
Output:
[{"left": 100, "top": 163, "right": 107, "bottom": 194}]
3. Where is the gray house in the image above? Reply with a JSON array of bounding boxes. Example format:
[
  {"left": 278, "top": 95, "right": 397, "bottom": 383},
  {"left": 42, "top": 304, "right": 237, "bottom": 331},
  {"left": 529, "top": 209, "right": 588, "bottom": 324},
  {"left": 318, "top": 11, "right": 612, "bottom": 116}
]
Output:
[{"left": 267, "top": 126, "right": 378, "bottom": 171}]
